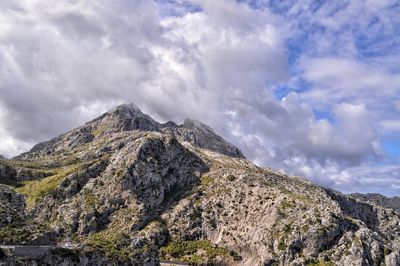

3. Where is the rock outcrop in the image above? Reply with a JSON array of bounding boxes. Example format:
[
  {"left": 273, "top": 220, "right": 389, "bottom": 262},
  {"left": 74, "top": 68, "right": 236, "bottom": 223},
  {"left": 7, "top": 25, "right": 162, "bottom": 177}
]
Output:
[
  {"left": 1, "top": 103, "right": 400, "bottom": 266},
  {"left": 0, "top": 185, "right": 25, "bottom": 227},
  {"left": 350, "top": 193, "right": 400, "bottom": 214},
  {"left": 16, "top": 103, "right": 244, "bottom": 161}
]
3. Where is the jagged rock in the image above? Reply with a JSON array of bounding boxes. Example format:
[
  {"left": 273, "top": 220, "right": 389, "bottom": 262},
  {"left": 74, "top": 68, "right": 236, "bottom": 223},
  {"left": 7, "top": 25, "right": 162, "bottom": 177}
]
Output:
[
  {"left": 0, "top": 161, "right": 16, "bottom": 184},
  {"left": 1, "top": 103, "right": 400, "bottom": 265},
  {"left": 162, "top": 118, "right": 244, "bottom": 159},
  {"left": 350, "top": 193, "right": 400, "bottom": 214},
  {"left": 0, "top": 185, "right": 25, "bottom": 226},
  {"left": 16, "top": 103, "right": 244, "bottom": 160}
]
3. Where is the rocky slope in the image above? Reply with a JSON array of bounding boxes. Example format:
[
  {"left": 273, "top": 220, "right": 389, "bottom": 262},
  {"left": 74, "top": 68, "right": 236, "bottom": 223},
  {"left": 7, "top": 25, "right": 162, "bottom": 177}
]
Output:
[
  {"left": 0, "top": 103, "right": 400, "bottom": 266},
  {"left": 350, "top": 193, "right": 400, "bottom": 214}
]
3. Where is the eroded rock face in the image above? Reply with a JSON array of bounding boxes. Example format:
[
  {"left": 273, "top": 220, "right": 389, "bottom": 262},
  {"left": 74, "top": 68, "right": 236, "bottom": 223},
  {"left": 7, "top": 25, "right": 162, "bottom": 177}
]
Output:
[
  {"left": 162, "top": 119, "right": 244, "bottom": 159},
  {"left": 0, "top": 185, "right": 25, "bottom": 227},
  {"left": 32, "top": 132, "right": 207, "bottom": 239},
  {"left": 2, "top": 103, "right": 400, "bottom": 265},
  {"left": 159, "top": 150, "right": 400, "bottom": 266},
  {"left": 0, "top": 161, "right": 17, "bottom": 184},
  {"left": 0, "top": 185, "right": 57, "bottom": 246},
  {"left": 350, "top": 193, "right": 400, "bottom": 214}
]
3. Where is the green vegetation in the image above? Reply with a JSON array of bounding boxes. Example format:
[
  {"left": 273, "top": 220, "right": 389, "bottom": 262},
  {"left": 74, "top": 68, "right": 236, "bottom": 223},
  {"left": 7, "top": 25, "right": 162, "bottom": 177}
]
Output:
[
  {"left": 282, "top": 189, "right": 308, "bottom": 202},
  {"left": 85, "top": 231, "right": 131, "bottom": 262},
  {"left": 83, "top": 189, "right": 100, "bottom": 209},
  {"left": 200, "top": 175, "right": 213, "bottom": 187},
  {"left": 384, "top": 246, "right": 393, "bottom": 256},
  {"left": 227, "top": 175, "right": 236, "bottom": 181},
  {"left": 52, "top": 247, "right": 80, "bottom": 263},
  {"left": 283, "top": 223, "right": 293, "bottom": 236},
  {"left": 301, "top": 224, "right": 310, "bottom": 233},
  {"left": 14, "top": 158, "right": 107, "bottom": 209},
  {"left": 92, "top": 124, "right": 108, "bottom": 137},
  {"left": 5, "top": 160, "right": 44, "bottom": 170},
  {"left": 344, "top": 215, "right": 358, "bottom": 226},
  {"left": 353, "top": 235, "right": 362, "bottom": 246},
  {"left": 15, "top": 165, "right": 80, "bottom": 209},
  {"left": 281, "top": 200, "right": 296, "bottom": 209},
  {"left": 306, "top": 259, "right": 335, "bottom": 266},
  {"left": 159, "top": 240, "right": 234, "bottom": 264},
  {"left": 0, "top": 223, "right": 49, "bottom": 244},
  {"left": 278, "top": 239, "right": 287, "bottom": 251}
]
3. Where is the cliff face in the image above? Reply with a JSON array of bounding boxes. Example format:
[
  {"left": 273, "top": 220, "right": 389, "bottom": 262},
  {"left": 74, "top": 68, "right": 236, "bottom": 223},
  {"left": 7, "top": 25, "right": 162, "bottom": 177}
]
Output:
[
  {"left": 1, "top": 103, "right": 400, "bottom": 266},
  {"left": 350, "top": 193, "right": 400, "bottom": 214}
]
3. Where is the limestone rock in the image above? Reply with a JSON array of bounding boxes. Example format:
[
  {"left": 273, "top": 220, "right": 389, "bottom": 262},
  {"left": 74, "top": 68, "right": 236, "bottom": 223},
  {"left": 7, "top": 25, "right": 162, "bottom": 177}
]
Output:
[
  {"left": 0, "top": 185, "right": 25, "bottom": 227},
  {"left": 350, "top": 192, "right": 400, "bottom": 214},
  {"left": 17, "top": 103, "right": 244, "bottom": 160},
  {"left": 1, "top": 103, "right": 400, "bottom": 265}
]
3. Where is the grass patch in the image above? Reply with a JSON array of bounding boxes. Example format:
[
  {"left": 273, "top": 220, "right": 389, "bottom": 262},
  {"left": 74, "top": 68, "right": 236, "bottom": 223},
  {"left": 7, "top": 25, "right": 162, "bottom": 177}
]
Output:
[
  {"left": 306, "top": 259, "right": 335, "bottom": 266},
  {"left": 83, "top": 189, "right": 100, "bottom": 209},
  {"left": 159, "top": 240, "right": 233, "bottom": 264},
  {"left": 0, "top": 223, "right": 50, "bottom": 244},
  {"left": 281, "top": 200, "right": 296, "bottom": 209},
  {"left": 283, "top": 223, "right": 293, "bottom": 236},
  {"left": 15, "top": 164, "right": 81, "bottom": 209},
  {"left": 278, "top": 239, "right": 287, "bottom": 251},
  {"left": 85, "top": 231, "right": 131, "bottom": 262},
  {"left": 200, "top": 175, "right": 213, "bottom": 187}
]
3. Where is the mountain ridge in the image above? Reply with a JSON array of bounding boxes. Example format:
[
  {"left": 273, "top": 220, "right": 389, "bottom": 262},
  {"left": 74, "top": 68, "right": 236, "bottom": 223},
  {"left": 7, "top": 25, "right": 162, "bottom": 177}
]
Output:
[
  {"left": 0, "top": 103, "right": 400, "bottom": 265},
  {"left": 349, "top": 193, "right": 400, "bottom": 214},
  {"left": 16, "top": 103, "right": 244, "bottom": 161}
]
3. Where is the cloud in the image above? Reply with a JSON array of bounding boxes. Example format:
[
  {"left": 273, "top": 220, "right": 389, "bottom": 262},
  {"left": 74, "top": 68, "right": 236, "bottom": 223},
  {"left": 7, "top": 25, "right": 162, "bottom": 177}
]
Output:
[
  {"left": 0, "top": 0, "right": 287, "bottom": 154},
  {"left": 380, "top": 120, "right": 400, "bottom": 133},
  {"left": 0, "top": 0, "right": 399, "bottom": 196},
  {"left": 299, "top": 57, "right": 400, "bottom": 109},
  {"left": 0, "top": 0, "right": 164, "bottom": 140},
  {"left": 336, "top": 164, "right": 400, "bottom": 197}
]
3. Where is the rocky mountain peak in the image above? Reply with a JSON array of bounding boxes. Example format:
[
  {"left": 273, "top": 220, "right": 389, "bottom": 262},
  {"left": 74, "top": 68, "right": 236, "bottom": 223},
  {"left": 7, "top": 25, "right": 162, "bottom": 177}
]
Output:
[
  {"left": 90, "top": 103, "right": 160, "bottom": 133},
  {"left": 177, "top": 118, "right": 245, "bottom": 158},
  {"left": 183, "top": 118, "right": 213, "bottom": 132},
  {"left": 16, "top": 103, "right": 245, "bottom": 160},
  {"left": 106, "top": 103, "right": 145, "bottom": 118}
]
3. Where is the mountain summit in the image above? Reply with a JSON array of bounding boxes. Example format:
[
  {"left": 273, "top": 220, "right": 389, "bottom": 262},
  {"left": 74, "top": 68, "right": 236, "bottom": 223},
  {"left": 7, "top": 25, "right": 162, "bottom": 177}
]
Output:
[
  {"left": 1, "top": 103, "right": 400, "bottom": 265},
  {"left": 18, "top": 103, "right": 244, "bottom": 160}
]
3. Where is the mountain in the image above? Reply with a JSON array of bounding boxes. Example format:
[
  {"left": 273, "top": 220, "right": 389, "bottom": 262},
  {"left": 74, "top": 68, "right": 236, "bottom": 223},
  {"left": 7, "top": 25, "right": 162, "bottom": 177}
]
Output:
[
  {"left": 1, "top": 103, "right": 400, "bottom": 266},
  {"left": 16, "top": 103, "right": 244, "bottom": 161},
  {"left": 350, "top": 193, "right": 400, "bottom": 214}
]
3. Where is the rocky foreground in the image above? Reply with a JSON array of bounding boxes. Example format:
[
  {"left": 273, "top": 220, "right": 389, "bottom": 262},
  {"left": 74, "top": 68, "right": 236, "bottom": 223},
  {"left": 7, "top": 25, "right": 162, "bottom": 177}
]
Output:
[{"left": 1, "top": 103, "right": 400, "bottom": 266}]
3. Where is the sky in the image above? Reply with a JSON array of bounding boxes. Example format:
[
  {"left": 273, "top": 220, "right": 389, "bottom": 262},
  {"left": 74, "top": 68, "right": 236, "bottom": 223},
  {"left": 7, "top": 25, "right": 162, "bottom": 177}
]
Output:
[{"left": 0, "top": 0, "right": 400, "bottom": 196}]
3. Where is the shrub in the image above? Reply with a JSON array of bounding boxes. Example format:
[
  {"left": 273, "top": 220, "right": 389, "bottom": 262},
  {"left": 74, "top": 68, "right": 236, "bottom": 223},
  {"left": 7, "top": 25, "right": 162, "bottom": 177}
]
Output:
[
  {"left": 159, "top": 240, "right": 234, "bottom": 263},
  {"left": 278, "top": 239, "right": 287, "bottom": 251},
  {"left": 52, "top": 247, "right": 80, "bottom": 263},
  {"left": 227, "top": 175, "right": 236, "bottom": 181}
]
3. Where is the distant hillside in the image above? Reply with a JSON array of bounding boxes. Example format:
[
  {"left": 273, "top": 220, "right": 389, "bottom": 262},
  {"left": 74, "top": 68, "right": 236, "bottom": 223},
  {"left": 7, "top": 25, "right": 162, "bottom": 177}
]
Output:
[{"left": 350, "top": 193, "right": 400, "bottom": 214}]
